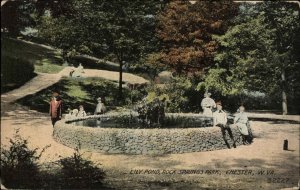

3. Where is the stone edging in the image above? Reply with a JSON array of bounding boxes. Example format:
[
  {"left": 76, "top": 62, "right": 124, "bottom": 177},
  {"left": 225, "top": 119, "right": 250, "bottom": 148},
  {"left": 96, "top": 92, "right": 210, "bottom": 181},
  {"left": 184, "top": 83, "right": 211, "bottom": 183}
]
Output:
[{"left": 53, "top": 119, "right": 244, "bottom": 155}]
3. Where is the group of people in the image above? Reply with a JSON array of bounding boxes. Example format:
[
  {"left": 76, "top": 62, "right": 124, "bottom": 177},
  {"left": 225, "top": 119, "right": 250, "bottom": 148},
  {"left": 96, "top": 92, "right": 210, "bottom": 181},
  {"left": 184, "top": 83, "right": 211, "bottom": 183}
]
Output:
[
  {"left": 49, "top": 90, "right": 253, "bottom": 147},
  {"left": 49, "top": 92, "right": 106, "bottom": 126},
  {"left": 201, "top": 92, "right": 253, "bottom": 147},
  {"left": 65, "top": 105, "right": 87, "bottom": 120},
  {"left": 69, "top": 63, "right": 85, "bottom": 78}
]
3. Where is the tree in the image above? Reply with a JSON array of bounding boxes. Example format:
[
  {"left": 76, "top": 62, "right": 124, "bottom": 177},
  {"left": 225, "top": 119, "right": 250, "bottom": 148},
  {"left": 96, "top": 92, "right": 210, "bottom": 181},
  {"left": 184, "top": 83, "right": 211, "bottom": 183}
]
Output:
[
  {"left": 199, "top": 2, "right": 299, "bottom": 114},
  {"left": 1, "top": 1, "right": 36, "bottom": 35},
  {"left": 261, "top": 1, "right": 300, "bottom": 114},
  {"left": 37, "top": 0, "right": 161, "bottom": 98},
  {"left": 156, "top": 0, "right": 238, "bottom": 75},
  {"left": 198, "top": 15, "right": 278, "bottom": 94}
]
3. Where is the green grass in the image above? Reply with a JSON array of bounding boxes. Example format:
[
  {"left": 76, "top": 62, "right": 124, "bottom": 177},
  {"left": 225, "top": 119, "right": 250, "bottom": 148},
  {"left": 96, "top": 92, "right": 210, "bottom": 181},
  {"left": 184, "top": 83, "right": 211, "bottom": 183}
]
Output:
[
  {"left": 34, "top": 58, "right": 65, "bottom": 73},
  {"left": 1, "top": 37, "right": 65, "bottom": 74},
  {"left": 17, "top": 77, "right": 146, "bottom": 114}
]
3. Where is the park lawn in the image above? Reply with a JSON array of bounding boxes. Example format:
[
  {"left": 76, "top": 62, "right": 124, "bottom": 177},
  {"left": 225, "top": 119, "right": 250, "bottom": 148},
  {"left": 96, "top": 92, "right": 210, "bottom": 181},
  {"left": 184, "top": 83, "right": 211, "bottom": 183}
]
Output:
[
  {"left": 16, "top": 77, "right": 144, "bottom": 114},
  {"left": 1, "top": 37, "right": 65, "bottom": 74}
]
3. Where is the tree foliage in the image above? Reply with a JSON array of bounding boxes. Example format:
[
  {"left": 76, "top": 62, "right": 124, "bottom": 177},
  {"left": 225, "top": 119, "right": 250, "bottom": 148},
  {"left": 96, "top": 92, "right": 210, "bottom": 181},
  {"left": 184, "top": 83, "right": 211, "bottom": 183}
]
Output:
[
  {"left": 156, "top": 0, "right": 238, "bottom": 75},
  {"left": 37, "top": 0, "right": 162, "bottom": 97},
  {"left": 1, "top": 1, "right": 37, "bottom": 35},
  {"left": 199, "top": 1, "right": 299, "bottom": 113}
]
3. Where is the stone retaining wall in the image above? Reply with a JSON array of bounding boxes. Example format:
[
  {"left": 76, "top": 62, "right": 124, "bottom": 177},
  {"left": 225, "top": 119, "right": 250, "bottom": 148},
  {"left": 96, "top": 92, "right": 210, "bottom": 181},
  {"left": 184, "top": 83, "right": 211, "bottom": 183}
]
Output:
[{"left": 53, "top": 120, "right": 244, "bottom": 154}]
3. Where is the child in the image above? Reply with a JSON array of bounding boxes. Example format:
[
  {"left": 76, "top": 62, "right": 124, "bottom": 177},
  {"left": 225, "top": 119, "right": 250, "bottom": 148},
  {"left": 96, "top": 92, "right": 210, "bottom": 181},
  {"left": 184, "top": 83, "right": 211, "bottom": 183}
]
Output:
[
  {"left": 65, "top": 108, "right": 73, "bottom": 120},
  {"left": 71, "top": 109, "right": 79, "bottom": 119},
  {"left": 78, "top": 105, "right": 87, "bottom": 117}
]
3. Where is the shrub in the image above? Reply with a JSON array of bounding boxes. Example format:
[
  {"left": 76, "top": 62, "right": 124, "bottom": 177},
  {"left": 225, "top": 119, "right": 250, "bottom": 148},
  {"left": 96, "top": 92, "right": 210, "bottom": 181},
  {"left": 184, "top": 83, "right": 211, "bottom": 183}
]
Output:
[
  {"left": 0, "top": 129, "right": 49, "bottom": 189},
  {"left": 136, "top": 98, "right": 166, "bottom": 127},
  {"left": 59, "top": 147, "right": 106, "bottom": 189},
  {"left": 145, "top": 77, "right": 200, "bottom": 113}
]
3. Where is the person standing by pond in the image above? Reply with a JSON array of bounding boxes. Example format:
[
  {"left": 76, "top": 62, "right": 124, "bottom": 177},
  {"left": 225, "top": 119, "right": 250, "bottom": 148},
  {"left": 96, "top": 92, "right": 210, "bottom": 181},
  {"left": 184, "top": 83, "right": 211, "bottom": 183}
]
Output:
[
  {"left": 213, "top": 101, "right": 236, "bottom": 149},
  {"left": 201, "top": 92, "right": 216, "bottom": 117},
  {"left": 49, "top": 92, "right": 62, "bottom": 127},
  {"left": 94, "top": 97, "right": 106, "bottom": 115}
]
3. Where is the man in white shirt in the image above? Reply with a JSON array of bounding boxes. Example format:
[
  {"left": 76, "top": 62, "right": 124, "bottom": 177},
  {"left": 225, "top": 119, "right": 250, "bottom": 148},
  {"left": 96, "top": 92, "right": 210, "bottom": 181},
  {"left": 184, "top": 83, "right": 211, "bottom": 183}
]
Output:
[{"left": 213, "top": 101, "right": 236, "bottom": 148}]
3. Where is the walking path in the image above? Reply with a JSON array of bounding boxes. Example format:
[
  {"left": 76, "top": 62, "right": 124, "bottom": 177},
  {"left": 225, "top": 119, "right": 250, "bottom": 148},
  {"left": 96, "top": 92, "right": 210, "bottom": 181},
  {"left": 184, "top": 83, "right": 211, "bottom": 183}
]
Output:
[
  {"left": 1, "top": 112, "right": 299, "bottom": 189},
  {"left": 1, "top": 67, "right": 148, "bottom": 104}
]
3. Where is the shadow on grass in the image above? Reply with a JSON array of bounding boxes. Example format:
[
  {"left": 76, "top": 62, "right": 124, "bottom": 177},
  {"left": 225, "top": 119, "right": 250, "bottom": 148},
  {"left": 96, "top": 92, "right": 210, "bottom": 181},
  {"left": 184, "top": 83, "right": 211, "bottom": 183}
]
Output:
[
  {"left": 1, "top": 55, "right": 38, "bottom": 93},
  {"left": 251, "top": 118, "right": 300, "bottom": 124},
  {"left": 16, "top": 77, "right": 146, "bottom": 114}
]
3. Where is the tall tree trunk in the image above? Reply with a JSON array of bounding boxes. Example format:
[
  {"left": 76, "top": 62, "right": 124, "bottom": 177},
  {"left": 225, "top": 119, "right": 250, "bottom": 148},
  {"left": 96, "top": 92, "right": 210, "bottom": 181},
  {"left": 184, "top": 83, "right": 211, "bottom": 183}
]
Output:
[
  {"left": 118, "top": 60, "right": 123, "bottom": 99},
  {"left": 281, "top": 69, "right": 288, "bottom": 115}
]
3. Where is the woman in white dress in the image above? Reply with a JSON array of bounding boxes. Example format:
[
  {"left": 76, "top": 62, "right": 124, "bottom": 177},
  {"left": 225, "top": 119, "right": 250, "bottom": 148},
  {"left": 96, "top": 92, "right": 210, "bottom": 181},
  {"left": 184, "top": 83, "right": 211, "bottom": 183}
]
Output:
[{"left": 201, "top": 92, "right": 216, "bottom": 117}]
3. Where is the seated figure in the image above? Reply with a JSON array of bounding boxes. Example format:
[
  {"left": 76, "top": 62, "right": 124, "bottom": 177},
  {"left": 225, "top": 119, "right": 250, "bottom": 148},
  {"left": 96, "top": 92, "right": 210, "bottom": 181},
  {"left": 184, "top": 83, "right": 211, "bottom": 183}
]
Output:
[
  {"left": 213, "top": 101, "right": 236, "bottom": 149},
  {"left": 234, "top": 105, "right": 253, "bottom": 144},
  {"left": 77, "top": 105, "right": 87, "bottom": 117},
  {"left": 71, "top": 109, "right": 79, "bottom": 119},
  {"left": 65, "top": 108, "right": 73, "bottom": 120},
  {"left": 71, "top": 63, "right": 85, "bottom": 78}
]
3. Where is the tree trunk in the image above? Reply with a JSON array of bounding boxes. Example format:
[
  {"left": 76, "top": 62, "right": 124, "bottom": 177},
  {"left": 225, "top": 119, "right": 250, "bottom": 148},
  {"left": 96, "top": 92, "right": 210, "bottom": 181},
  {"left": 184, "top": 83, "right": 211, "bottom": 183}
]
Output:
[
  {"left": 281, "top": 70, "right": 288, "bottom": 115},
  {"left": 118, "top": 60, "right": 123, "bottom": 99}
]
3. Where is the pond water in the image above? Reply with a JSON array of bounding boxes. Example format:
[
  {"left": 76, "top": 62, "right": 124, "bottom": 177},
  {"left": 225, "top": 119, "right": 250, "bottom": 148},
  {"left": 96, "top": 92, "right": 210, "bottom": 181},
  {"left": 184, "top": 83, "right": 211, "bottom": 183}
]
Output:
[
  {"left": 70, "top": 117, "right": 214, "bottom": 129},
  {"left": 65, "top": 113, "right": 235, "bottom": 129}
]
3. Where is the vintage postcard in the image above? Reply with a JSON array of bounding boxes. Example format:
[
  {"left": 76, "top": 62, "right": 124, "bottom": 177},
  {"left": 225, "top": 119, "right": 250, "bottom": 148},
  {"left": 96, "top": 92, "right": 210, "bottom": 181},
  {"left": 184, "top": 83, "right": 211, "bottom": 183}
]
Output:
[{"left": 1, "top": 0, "right": 299, "bottom": 189}]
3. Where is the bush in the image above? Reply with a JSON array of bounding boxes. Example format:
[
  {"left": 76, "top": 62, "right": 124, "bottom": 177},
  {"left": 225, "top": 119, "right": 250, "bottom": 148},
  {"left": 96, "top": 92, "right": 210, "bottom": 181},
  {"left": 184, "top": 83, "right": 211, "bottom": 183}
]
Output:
[
  {"left": 0, "top": 130, "right": 107, "bottom": 189},
  {"left": 136, "top": 98, "right": 166, "bottom": 127},
  {"left": 145, "top": 77, "right": 200, "bottom": 113},
  {"left": 59, "top": 147, "right": 106, "bottom": 189},
  {"left": 0, "top": 129, "right": 49, "bottom": 189},
  {"left": 1, "top": 55, "right": 36, "bottom": 93}
]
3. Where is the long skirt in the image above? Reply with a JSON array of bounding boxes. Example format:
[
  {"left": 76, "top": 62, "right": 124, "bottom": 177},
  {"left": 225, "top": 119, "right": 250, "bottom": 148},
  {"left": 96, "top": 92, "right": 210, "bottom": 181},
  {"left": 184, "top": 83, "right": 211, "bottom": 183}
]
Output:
[
  {"left": 237, "top": 123, "right": 249, "bottom": 135},
  {"left": 203, "top": 108, "right": 213, "bottom": 117}
]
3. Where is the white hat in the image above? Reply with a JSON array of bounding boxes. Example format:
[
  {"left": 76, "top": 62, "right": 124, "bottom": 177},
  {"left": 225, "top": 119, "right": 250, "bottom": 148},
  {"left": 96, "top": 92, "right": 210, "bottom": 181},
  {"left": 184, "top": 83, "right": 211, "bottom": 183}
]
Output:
[{"left": 204, "top": 92, "right": 211, "bottom": 96}]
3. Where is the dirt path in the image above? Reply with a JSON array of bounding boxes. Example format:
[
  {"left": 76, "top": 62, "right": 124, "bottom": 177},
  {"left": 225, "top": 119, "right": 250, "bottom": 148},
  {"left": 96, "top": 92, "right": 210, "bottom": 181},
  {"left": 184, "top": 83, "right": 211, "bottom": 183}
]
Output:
[
  {"left": 1, "top": 73, "right": 61, "bottom": 104},
  {"left": 1, "top": 111, "right": 299, "bottom": 189}
]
